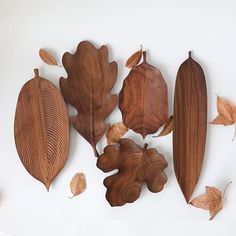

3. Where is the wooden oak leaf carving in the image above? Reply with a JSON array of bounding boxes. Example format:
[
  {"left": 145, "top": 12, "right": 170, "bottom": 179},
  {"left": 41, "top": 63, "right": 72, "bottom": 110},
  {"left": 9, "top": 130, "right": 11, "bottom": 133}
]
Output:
[
  {"left": 97, "top": 138, "right": 168, "bottom": 206},
  {"left": 60, "top": 41, "right": 118, "bottom": 156}
]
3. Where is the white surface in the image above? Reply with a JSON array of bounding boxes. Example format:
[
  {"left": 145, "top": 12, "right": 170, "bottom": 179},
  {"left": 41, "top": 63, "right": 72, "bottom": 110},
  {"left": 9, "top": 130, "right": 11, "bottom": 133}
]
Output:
[{"left": 0, "top": 0, "right": 236, "bottom": 235}]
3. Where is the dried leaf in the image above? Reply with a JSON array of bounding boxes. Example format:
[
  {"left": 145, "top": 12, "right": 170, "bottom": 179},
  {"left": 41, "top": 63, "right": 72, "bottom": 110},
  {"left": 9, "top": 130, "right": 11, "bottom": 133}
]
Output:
[
  {"left": 106, "top": 123, "right": 128, "bottom": 144},
  {"left": 60, "top": 41, "right": 118, "bottom": 156},
  {"left": 97, "top": 138, "right": 168, "bottom": 206},
  {"left": 39, "top": 49, "right": 61, "bottom": 67},
  {"left": 190, "top": 182, "right": 232, "bottom": 220},
  {"left": 70, "top": 173, "right": 87, "bottom": 198},
  {"left": 154, "top": 115, "right": 173, "bottom": 137},
  {"left": 210, "top": 96, "right": 236, "bottom": 140},
  {"left": 125, "top": 46, "right": 142, "bottom": 68}
]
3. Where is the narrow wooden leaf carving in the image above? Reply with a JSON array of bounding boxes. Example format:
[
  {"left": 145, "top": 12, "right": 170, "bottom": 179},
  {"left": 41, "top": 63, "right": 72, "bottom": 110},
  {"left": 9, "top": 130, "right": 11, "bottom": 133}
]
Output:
[
  {"left": 14, "top": 69, "right": 69, "bottom": 190},
  {"left": 39, "top": 49, "right": 60, "bottom": 66},
  {"left": 97, "top": 138, "right": 168, "bottom": 206},
  {"left": 60, "top": 41, "right": 118, "bottom": 156},
  {"left": 173, "top": 52, "right": 207, "bottom": 202},
  {"left": 119, "top": 51, "right": 168, "bottom": 138}
]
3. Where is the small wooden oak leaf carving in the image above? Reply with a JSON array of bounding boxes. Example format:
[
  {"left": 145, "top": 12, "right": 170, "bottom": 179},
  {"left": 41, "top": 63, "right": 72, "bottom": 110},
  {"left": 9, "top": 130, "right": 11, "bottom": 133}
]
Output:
[
  {"left": 211, "top": 96, "right": 236, "bottom": 140},
  {"left": 190, "top": 182, "right": 232, "bottom": 220},
  {"left": 106, "top": 123, "right": 128, "bottom": 144},
  {"left": 97, "top": 138, "right": 168, "bottom": 206}
]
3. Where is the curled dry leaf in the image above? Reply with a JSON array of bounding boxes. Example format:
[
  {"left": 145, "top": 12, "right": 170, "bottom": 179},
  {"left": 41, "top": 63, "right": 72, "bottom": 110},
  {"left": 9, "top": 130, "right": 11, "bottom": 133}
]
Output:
[
  {"left": 39, "top": 49, "right": 61, "bottom": 67},
  {"left": 106, "top": 123, "right": 128, "bottom": 144},
  {"left": 153, "top": 115, "right": 173, "bottom": 138},
  {"left": 190, "top": 182, "right": 232, "bottom": 220},
  {"left": 125, "top": 46, "right": 143, "bottom": 68},
  {"left": 210, "top": 96, "right": 236, "bottom": 141},
  {"left": 69, "top": 173, "right": 87, "bottom": 198}
]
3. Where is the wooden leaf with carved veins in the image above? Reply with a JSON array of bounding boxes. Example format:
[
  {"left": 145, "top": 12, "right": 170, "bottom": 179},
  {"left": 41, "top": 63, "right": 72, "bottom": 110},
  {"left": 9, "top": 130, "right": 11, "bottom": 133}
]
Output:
[
  {"left": 60, "top": 41, "right": 118, "bottom": 156},
  {"left": 119, "top": 51, "right": 168, "bottom": 138},
  {"left": 14, "top": 69, "right": 69, "bottom": 190}
]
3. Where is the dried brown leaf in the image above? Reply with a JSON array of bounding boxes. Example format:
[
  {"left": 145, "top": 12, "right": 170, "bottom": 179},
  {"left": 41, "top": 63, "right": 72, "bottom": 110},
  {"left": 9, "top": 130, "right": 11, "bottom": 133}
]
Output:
[
  {"left": 210, "top": 96, "right": 236, "bottom": 140},
  {"left": 125, "top": 46, "right": 142, "bottom": 68},
  {"left": 190, "top": 182, "right": 232, "bottom": 220},
  {"left": 69, "top": 173, "right": 86, "bottom": 198},
  {"left": 154, "top": 115, "right": 173, "bottom": 138},
  {"left": 39, "top": 49, "right": 61, "bottom": 67},
  {"left": 106, "top": 123, "right": 128, "bottom": 144}
]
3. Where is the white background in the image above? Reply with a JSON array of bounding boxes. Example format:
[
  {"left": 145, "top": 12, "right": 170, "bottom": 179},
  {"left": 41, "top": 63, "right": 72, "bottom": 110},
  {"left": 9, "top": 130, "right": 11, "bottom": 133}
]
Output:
[{"left": 0, "top": 0, "right": 236, "bottom": 235}]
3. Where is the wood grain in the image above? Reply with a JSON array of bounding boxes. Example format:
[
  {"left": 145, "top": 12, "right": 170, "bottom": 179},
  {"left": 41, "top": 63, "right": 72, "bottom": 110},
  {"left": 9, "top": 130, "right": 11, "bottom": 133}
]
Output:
[
  {"left": 60, "top": 41, "right": 118, "bottom": 156},
  {"left": 97, "top": 138, "right": 168, "bottom": 206},
  {"left": 119, "top": 51, "right": 168, "bottom": 138},
  {"left": 14, "top": 69, "right": 69, "bottom": 190},
  {"left": 173, "top": 52, "right": 207, "bottom": 202}
]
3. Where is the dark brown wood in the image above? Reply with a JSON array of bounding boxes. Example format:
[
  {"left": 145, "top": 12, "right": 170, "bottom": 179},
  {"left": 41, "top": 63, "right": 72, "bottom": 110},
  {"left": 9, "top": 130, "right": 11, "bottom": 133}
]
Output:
[
  {"left": 60, "top": 41, "right": 118, "bottom": 156},
  {"left": 173, "top": 52, "right": 207, "bottom": 202},
  {"left": 14, "top": 69, "right": 69, "bottom": 190},
  {"left": 119, "top": 51, "right": 168, "bottom": 138},
  {"left": 97, "top": 138, "right": 168, "bottom": 206}
]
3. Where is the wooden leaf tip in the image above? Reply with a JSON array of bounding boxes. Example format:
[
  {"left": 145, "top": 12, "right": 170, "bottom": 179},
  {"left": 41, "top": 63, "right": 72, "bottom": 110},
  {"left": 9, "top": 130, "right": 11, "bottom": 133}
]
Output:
[
  {"left": 142, "top": 51, "right": 147, "bottom": 63},
  {"left": 188, "top": 51, "right": 192, "bottom": 58},
  {"left": 34, "top": 68, "right": 39, "bottom": 78}
]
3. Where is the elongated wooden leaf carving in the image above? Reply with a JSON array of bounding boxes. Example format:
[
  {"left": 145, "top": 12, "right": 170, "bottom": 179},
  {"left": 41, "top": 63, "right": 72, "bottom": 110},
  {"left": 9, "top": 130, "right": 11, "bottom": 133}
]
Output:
[
  {"left": 60, "top": 41, "right": 118, "bottom": 156},
  {"left": 119, "top": 51, "right": 168, "bottom": 138},
  {"left": 173, "top": 52, "right": 207, "bottom": 202},
  {"left": 14, "top": 69, "right": 69, "bottom": 190}
]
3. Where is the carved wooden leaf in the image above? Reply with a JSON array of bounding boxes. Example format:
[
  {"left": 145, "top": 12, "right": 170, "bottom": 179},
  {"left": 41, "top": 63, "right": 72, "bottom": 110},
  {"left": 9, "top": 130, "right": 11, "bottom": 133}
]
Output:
[
  {"left": 106, "top": 123, "right": 128, "bottom": 144},
  {"left": 70, "top": 173, "right": 87, "bottom": 198},
  {"left": 60, "top": 41, "right": 118, "bottom": 156},
  {"left": 97, "top": 138, "right": 168, "bottom": 206},
  {"left": 119, "top": 51, "right": 168, "bottom": 138},
  {"left": 173, "top": 52, "right": 207, "bottom": 202},
  {"left": 39, "top": 49, "right": 60, "bottom": 66},
  {"left": 14, "top": 69, "right": 69, "bottom": 190}
]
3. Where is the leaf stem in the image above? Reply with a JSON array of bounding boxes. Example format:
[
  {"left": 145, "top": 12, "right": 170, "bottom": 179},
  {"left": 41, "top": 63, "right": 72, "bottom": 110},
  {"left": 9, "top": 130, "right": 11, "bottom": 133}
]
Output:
[
  {"left": 232, "top": 123, "right": 236, "bottom": 141},
  {"left": 222, "top": 181, "right": 232, "bottom": 199}
]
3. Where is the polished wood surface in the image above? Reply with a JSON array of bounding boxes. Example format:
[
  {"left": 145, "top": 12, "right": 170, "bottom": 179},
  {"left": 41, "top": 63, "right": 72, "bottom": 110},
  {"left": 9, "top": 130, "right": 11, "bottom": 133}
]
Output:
[
  {"left": 173, "top": 52, "right": 207, "bottom": 202},
  {"left": 119, "top": 51, "right": 168, "bottom": 138},
  {"left": 97, "top": 138, "right": 168, "bottom": 206},
  {"left": 14, "top": 69, "right": 69, "bottom": 190},
  {"left": 60, "top": 41, "right": 118, "bottom": 156}
]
